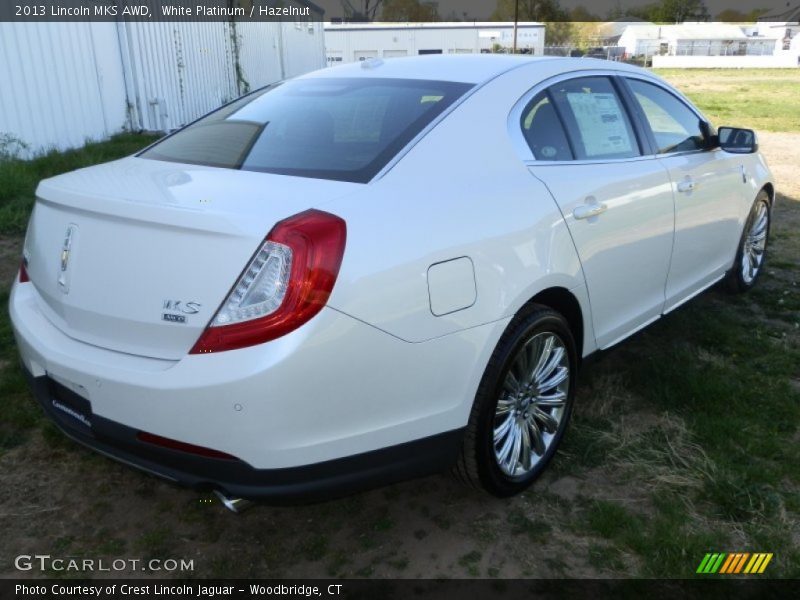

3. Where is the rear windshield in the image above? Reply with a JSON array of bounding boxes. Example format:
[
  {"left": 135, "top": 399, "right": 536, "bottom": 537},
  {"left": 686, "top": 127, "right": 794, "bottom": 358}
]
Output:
[{"left": 140, "top": 77, "right": 473, "bottom": 183}]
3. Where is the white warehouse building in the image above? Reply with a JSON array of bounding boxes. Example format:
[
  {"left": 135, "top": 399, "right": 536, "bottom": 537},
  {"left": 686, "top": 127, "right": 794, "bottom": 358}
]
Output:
[
  {"left": 324, "top": 22, "right": 546, "bottom": 64},
  {"left": 618, "top": 22, "right": 778, "bottom": 57}
]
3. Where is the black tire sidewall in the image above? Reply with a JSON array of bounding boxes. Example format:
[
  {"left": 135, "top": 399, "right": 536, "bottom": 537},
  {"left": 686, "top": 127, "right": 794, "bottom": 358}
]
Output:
[{"left": 474, "top": 309, "right": 577, "bottom": 497}]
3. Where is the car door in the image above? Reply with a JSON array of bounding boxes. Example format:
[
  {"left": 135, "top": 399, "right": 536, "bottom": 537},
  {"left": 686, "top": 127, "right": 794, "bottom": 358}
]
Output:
[
  {"left": 521, "top": 75, "right": 675, "bottom": 349},
  {"left": 622, "top": 77, "right": 745, "bottom": 311}
]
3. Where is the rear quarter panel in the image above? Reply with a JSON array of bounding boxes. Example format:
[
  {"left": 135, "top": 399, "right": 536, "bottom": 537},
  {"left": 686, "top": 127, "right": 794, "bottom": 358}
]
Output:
[{"left": 325, "top": 61, "right": 595, "bottom": 354}]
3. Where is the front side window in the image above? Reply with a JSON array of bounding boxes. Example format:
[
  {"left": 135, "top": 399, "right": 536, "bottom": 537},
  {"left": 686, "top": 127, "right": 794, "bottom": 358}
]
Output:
[
  {"left": 627, "top": 79, "right": 706, "bottom": 154},
  {"left": 548, "top": 77, "right": 641, "bottom": 160},
  {"left": 140, "top": 78, "right": 473, "bottom": 183}
]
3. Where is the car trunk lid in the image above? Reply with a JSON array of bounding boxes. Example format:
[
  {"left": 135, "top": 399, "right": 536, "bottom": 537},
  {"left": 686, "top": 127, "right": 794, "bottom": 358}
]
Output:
[{"left": 23, "top": 157, "right": 359, "bottom": 360}]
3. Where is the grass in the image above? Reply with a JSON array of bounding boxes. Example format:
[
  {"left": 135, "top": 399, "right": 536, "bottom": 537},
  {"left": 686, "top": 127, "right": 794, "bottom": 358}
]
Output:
[
  {"left": 0, "top": 284, "right": 45, "bottom": 450},
  {"left": 0, "top": 132, "right": 161, "bottom": 235},
  {"left": 654, "top": 69, "right": 800, "bottom": 133},
  {"left": 557, "top": 250, "right": 800, "bottom": 576}
]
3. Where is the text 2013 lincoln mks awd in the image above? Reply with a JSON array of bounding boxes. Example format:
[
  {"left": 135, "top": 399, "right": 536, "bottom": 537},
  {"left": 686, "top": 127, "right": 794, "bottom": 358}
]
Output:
[{"left": 10, "top": 56, "right": 774, "bottom": 506}]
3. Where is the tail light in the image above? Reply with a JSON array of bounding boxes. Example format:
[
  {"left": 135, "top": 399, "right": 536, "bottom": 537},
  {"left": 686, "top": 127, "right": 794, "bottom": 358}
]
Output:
[
  {"left": 190, "top": 209, "right": 347, "bottom": 354},
  {"left": 19, "top": 258, "right": 30, "bottom": 283}
]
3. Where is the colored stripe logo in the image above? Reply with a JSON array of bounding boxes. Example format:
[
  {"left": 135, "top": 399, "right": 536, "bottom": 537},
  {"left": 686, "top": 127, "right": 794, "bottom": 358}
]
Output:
[{"left": 696, "top": 552, "right": 773, "bottom": 574}]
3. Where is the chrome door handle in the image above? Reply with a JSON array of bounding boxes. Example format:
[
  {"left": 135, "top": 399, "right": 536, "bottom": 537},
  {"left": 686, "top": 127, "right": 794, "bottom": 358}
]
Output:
[
  {"left": 677, "top": 179, "right": 696, "bottom": 193},
  {"left": 573, "top": 203, "right": 608, "bottom": 220}
]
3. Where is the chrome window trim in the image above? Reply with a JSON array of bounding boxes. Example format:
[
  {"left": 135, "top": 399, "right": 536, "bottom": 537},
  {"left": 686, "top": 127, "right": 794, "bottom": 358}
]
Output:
[
  {"left": 618, "top": 73, "right": 713, "bottom": 158},
  {"left": 508, "top": 68, "right": 653, "bottom": 164},
  {"left": 522, "top": 155, "right": 657, "bottom": 168},
  {"left": 508, "top": 68, "right": 713, "bottom": 165},
  {"left": 370, "top": 60, "right": 548, "bottom": 183}
]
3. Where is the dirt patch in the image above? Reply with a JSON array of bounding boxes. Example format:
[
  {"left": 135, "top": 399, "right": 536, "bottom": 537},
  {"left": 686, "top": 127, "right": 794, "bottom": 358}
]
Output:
[
  {"left": 758, "top": 132, "right": 800, "bottom": 200},
  {"left": 0, "top": 236, "right": 22, "bottom": 287}
]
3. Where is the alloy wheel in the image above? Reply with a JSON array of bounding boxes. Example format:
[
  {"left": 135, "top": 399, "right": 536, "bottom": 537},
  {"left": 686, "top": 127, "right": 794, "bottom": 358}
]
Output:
[
  {"left": 493, "top": 332, "right": 570, "bottom": 476},
  {"left": 742, "top": 200, "right": 769, "bottom": 284}
]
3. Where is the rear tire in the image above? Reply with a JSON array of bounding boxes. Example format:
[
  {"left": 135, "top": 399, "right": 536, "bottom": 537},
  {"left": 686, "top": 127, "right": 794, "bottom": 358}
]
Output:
[
  {"left": 725, "top": 190, "right": 771, "bottom": 293},
  {"left": 454, "top": 305, "right": 577, "bottom": 497}
]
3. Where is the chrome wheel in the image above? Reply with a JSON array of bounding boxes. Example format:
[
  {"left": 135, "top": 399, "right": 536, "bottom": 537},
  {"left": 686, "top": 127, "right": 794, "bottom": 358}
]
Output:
[
  {"left": 493, "top": 332, "right": 569, "bottom": 477},
  {"left": 741, "top": 201, "right": 768, "bottom": 284}
]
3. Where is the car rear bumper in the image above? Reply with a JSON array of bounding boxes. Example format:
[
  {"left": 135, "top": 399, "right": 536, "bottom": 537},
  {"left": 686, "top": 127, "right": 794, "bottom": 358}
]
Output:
[
  {"left": 9, "top": 280, "right": 501, "bottom": 499},
  {"left": 23, "top": 367, "right": 463, "bottom": 501}
]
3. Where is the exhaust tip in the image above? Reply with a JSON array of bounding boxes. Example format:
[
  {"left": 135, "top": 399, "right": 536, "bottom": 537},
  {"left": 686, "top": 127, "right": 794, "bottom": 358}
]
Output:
[{"left": 213, "top": 489, "right": 254, "bottom": 513}]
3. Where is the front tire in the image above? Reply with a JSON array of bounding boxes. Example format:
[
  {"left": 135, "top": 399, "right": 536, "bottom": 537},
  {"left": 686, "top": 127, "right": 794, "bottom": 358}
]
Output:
[
  {"left": 454, "top": 306, "right": 577, "bottom": 497},
  {"left": 726, "top": 190, "right": 771, "bottom": 293}
]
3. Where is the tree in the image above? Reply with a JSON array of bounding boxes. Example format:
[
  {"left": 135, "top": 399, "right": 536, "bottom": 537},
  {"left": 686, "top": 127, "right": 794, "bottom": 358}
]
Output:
[
  {"left": 544, "top": 21, "right": 574, "bottom": 46},
  {"left": 382, "top": 0, "right": 439, "bottom": 21},
  {"left": 606, "top": 0, "right": 651, "bottom": 21},
  {"left": 491, "top": 0, "right": 569, "bottom": 22},
  {"left": 569, "top": 6, "right": 600, "bottom": 22},
  {"left": 607, "top": 0, "right": 710, "bottom": 23},
  {"left": 572, "top": 21, "right": 605, "bottom": 49},
  {"left": 649, "top": 0, "right": 710, "bottom": 23},
  {"left": 716, "top": 8, "right": 770, "bottom": 22},
  {"left": 340, "top": 0, "right": 383, "bottom": 22}
]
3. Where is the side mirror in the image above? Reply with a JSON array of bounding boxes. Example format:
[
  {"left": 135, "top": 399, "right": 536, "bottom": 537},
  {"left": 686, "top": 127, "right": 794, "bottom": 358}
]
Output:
[
  {"left": 700, "top": 120, "right": 717, "bottom": 150},
  {"left": 718, "top": 127, "right": 758, "bottom": 154}
]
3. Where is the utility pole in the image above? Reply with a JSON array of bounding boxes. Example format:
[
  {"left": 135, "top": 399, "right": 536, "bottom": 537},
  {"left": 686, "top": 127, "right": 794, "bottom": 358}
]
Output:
[{"left": 513, "top": 0, "right": 519, "bottom": 53}]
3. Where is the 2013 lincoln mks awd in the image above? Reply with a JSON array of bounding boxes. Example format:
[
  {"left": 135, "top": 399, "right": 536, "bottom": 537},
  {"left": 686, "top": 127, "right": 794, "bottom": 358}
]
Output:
[{"left": 10, "top": 56, "right": 774, "bottom": 507}]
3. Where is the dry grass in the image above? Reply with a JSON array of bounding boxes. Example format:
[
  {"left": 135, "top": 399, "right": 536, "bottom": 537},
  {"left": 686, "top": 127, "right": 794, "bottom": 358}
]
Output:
[{"left": 654, "top": 69, "right": 800, "bottom": 133}]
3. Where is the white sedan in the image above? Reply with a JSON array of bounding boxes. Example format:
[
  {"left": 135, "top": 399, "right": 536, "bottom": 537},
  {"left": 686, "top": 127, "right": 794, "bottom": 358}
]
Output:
[{"left": 10, "top": 56, "right": 774, "bottom": 508}]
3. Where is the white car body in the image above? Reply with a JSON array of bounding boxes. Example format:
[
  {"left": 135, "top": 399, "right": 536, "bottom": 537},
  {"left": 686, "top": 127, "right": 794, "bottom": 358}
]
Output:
[{"left": 9, "top": 56, "right": 774, "bottom": 501}]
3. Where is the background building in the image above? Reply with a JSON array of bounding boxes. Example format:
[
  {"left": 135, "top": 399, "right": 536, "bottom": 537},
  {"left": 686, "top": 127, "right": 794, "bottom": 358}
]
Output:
[
  {"left": 0, "top": 1, "right": 326, "bottom": 157},
  {"left": 757, "top": 3, "right": 800, "bottom": 51},
  {"left": 618, "top": 22, "right": 777, "bottom": 58},
  {"left": 324, "top": 22, "right": 545, "bottom": 64}
]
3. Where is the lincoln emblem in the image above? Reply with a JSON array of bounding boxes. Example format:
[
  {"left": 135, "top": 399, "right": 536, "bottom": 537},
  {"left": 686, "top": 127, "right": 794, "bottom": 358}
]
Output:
[{"left": 57, "top": 225, "right": 77, "bottom": 293}]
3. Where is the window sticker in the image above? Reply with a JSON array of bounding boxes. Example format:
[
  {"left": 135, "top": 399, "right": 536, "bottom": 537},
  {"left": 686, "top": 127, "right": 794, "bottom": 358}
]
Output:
[{"left": 566, "top": 92, "right": 633, "bottom": 157}]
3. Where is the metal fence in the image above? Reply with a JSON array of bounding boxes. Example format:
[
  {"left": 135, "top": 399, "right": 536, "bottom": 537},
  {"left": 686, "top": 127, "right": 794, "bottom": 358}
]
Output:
[
  {"left": 632, "top": 38, "right": 778, "bottom": 59},
  {"left": 543, "top": 45, "right": 574, "bottom": 56},
  {"left": 544, "top": 45, "right": 625, "bottom": 60},
  {"left": 673, "top": 40, "right": 776, "bottom": 56}
]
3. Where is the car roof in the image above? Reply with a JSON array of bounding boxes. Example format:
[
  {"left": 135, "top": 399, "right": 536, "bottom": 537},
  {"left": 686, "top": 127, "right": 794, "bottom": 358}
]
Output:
[{"left": 301, "top": 55, "right": 653, "bottom": 85}]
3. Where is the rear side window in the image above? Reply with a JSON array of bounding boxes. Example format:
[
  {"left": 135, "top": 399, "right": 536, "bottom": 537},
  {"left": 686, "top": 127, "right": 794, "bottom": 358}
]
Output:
[
  {"left": 626, "top": 79, "right": 706, "bottom": 154},
  {"left": 140, "top": 78, "right": 473, "bottom": 183},
  {"left": 548, "top": 77, "right": 641, "bottom": 160},
  {"left": 521, "top": 92, "right": 574, "bottom": 161}
]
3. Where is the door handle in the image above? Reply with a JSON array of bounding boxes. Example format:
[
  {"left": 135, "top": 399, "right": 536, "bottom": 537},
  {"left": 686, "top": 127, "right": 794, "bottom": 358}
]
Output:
[
  {"left": 677, "top": 179, "right": 696, "bottom": 193},
  {"left": 573, "top": 202, "right": 608, "bottom": 220}
]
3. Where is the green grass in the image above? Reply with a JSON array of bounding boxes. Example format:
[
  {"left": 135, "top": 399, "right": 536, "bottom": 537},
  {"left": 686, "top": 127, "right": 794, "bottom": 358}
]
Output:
[
  {"left": 562, "top": 278, "right": 800, "bottom": 576},
  {"left": 0, "top": 132, "right": 160, "bottom": 235},
  {"left": 458, "top": 550, "right": 482, "bottom": 576},
  {"left": 135, "top": 527, "right": 176, "bottom": 560},
  {"left": 654, "top": 69, "right": 800, "bottom": 133},
  {"left": 553, "top": 187, "right": 800, "bottom": 576},
  {"left": 0, "top": 286, "right": 44, "bottom": 450}
]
